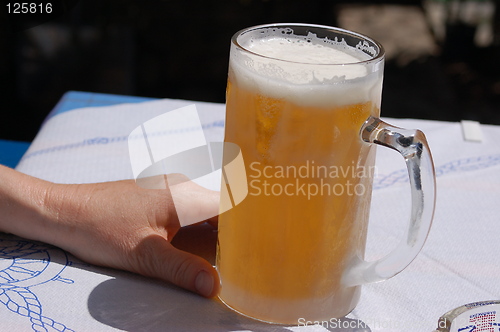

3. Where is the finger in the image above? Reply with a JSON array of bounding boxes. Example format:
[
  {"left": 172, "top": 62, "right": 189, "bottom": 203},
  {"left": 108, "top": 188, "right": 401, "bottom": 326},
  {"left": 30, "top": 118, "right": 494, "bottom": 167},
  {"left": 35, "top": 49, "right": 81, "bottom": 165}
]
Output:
[
  {"left": 168, "top": 178, "right": 220, "bottom": 227},
  {"left": 131, "top": 234, "right": 220, "bottom": 298},
  {"left": 136, "top": 173, "right": 220, "bottom": 228}
]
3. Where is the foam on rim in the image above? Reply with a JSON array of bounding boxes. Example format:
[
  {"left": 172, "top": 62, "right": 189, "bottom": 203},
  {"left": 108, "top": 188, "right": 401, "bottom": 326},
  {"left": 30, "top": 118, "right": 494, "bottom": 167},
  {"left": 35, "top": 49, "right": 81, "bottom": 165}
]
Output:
[{"left": 230, "top": 29, "right": 383, "bottom": 107}]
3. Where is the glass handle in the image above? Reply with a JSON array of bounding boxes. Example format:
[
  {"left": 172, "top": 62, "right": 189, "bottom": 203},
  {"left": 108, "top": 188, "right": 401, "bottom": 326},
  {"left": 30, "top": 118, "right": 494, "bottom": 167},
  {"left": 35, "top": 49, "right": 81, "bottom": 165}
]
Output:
[{"left": 343, "top": 116, "right": 436, "bottom": 287}]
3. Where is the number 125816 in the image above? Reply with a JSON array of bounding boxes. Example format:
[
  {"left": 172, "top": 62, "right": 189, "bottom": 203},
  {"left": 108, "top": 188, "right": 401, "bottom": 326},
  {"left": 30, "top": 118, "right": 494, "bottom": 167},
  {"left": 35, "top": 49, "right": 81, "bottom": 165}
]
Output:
[{"left": 6, "top": 3, "right": 53, "bottom": 14}]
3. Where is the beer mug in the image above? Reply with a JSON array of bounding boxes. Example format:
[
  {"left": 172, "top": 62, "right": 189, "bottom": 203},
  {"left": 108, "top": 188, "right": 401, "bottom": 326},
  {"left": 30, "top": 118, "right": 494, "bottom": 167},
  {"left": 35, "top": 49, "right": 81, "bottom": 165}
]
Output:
[{"left": 216, "top": 23, "right": 436, "bottom": 324}]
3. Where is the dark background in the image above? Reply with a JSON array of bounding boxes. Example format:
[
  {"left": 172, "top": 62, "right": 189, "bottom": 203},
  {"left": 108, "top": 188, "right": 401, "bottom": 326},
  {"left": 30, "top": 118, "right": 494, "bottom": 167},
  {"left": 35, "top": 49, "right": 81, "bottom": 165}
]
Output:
[{"left": 1, "top": 0, "right": 500, "bottom": 142}]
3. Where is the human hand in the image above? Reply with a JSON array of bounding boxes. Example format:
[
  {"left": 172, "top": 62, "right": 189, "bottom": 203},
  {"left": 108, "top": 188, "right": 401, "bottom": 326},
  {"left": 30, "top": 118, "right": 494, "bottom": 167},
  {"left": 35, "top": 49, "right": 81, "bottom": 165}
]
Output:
[{"left": 40, "top": 174, "right": 221, "bottom": 298}]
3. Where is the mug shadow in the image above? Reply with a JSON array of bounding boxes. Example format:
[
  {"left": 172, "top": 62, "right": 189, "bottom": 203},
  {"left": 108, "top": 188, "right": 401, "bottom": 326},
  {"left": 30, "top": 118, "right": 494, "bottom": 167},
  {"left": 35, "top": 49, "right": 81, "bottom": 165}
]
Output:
[{"left": 87, "top": 223, "right": 371, "bottom": 332}]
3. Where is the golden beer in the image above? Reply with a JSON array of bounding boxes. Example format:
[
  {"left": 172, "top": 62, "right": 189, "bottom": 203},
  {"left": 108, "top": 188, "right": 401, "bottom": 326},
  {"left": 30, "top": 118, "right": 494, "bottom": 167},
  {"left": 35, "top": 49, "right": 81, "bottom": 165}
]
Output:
[{"left": 217, "top": 25, "right": 384, "bottom": 323}]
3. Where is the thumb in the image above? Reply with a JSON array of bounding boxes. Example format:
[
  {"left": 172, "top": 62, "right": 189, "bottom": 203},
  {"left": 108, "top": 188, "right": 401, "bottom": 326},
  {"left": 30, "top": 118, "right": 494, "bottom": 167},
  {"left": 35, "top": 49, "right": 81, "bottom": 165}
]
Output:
[{"left": 131, "top": 234, "right": 220, "bottom": 298}]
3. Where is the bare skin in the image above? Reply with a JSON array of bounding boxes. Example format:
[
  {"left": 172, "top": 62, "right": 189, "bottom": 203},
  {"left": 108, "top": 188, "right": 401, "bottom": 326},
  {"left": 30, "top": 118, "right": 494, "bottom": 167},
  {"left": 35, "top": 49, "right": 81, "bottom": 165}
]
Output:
[{"left": 0, "top": 164, "right": 220, "bottom": 298}]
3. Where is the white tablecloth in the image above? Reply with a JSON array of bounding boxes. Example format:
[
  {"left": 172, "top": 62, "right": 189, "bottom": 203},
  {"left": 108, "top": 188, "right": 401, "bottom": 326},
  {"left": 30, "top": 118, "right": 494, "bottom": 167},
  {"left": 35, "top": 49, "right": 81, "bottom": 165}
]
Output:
[{"left": 5, "top": 98, "right": 500, "bottom": 332}]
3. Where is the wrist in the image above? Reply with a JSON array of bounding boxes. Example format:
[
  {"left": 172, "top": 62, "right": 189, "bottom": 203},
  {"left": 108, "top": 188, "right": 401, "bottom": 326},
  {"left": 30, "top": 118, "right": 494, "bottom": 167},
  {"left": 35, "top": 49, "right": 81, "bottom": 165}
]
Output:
[{"left": 0, "top": 165, "right": 62, "bottom": 244}]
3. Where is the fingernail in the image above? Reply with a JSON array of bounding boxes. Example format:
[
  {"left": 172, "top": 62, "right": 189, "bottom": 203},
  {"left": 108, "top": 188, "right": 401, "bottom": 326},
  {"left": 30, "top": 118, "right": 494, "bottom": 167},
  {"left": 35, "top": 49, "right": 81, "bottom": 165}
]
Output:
[{"left": 195, "top": 270, "right": 214, "bottom": 297}]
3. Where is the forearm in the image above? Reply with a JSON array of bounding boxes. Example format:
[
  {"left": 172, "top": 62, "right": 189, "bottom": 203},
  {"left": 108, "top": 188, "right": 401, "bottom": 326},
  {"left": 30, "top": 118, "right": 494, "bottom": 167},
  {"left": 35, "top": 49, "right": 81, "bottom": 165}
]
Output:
[{"left": 0, "top": 164, "right": 61, "bottom": 244}]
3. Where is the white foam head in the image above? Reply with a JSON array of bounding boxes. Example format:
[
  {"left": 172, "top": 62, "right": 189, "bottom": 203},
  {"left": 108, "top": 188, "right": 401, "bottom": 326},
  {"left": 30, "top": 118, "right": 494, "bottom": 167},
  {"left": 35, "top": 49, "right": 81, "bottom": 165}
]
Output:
[{"left": 230, "top": 27, "right": 384, "bottom": 107}]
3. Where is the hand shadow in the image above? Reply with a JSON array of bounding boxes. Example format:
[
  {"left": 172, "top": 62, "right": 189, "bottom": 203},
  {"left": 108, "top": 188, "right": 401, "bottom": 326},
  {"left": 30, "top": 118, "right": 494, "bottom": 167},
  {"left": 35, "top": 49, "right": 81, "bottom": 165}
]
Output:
[{"left": 87, "top": 223, "right": 371, "bottom": 332}]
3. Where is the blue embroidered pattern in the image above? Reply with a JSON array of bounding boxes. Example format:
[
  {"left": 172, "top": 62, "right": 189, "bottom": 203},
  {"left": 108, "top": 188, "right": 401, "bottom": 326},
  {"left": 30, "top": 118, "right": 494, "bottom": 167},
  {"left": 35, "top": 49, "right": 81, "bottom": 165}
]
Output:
[
  {"left": 0, "top": 238, "right": 74, "bottom": 332},
  {"left": 374, "top": 153, "right": 500, "bottom": 190}
]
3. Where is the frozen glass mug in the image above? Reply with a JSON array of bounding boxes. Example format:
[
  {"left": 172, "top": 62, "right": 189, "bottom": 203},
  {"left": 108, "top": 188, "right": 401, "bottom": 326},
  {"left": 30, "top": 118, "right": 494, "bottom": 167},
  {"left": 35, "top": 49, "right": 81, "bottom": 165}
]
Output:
[{"left": 216, "top": 23, "right": 436, "bottom": 324}]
